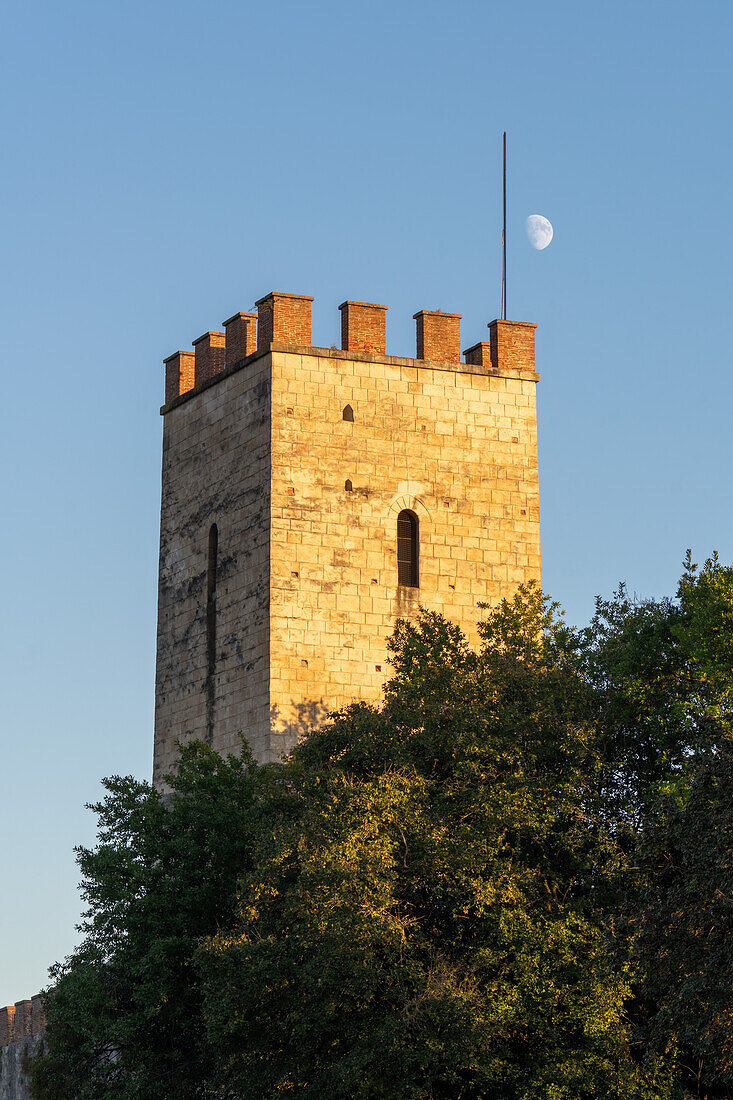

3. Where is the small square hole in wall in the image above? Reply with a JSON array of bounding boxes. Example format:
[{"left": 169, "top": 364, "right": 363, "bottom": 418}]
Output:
[
  {"left": 286, "top": 407, "right": 294, "bottom": 416},
  {"left": 521, "top": 509, "right": 526, "bottom": 515},
  {"left": 449, "top": 583, "right": 456, "bottom": 590},
  {"left": 512, "top": 436, "right": 518, "bottom": 442},
  {"left": 301, "top": 659, "right": 308, "bottom": 668},
  {"left": 421, "top": 425, "right": 426, "bottom": 431},
  {"left": 371, "top": 578, "right": 378, "bottom": 585},
  {"left": 375, "top": 665, "right": 382, "bottom": 672},
  {"left": 287, "top": 487, "right": 295, "bottom": 495},
  {"left": 291, "top": 571, "right": 299, "bottom": 579}
]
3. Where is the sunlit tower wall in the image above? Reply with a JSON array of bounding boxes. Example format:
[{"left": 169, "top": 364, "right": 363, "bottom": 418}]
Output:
[{"left": 153, "top": 291, "right": 541, "bottom": 784}]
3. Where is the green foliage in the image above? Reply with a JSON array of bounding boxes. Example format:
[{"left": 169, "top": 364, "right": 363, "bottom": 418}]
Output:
[
  {"left": 583, "top": 552, "right": 733, "bottom": 824},
  {"left": 29, "top": 560, "right": 733, "bottom": 1099},
  {"left": 633, "top": 737, "right": 733, "bottom": 1094},
  {"left": 198, "top": 589, "right": 663, "bottom": 1099},
  {"left": 29, "top": 743, "right": 268, "bottom": 1100}
]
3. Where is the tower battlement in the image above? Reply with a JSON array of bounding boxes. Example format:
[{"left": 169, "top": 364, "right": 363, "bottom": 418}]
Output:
[
  {"left": 162, "top": 291, "right": 538, "bottom": 408},
  {"left": 154, "top": 289, "right": 541, "bottom": 783},
  {"left": 0, "top": 995, "right": 45, "bottom": 1048}
]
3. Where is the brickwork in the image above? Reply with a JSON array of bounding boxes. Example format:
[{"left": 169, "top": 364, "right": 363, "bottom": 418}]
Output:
[
  {"left": 0, "top": 998, "right": 45, "bottom": 1051},
  {"left": 154, "top": 292, "right": 540, "bottom": 775},
  {"left": 414, "top": 310, "right": 462, "bottom": 364},
  {"left": 488, "top": 319, "right": 536, "bottom": 374},
  {"left": 0, "top": 1011, "right": 12, "bottom": 1050},
  {"left": 463, "top": 341, "right": 492, "bottom": 368},
  {"left": 164, "top": 351, "right": 195, "bottom": 404},
  {"left": 339, "top": 301, "right": 387, "bottom": 354},
  {"left": 10, "top": 1007, "right": 29, "bottom": 1047},
  {"left": 193, "top": 331, "right": 226, "bottom": 388},
  {"left": 223, "top": 312, "right": 257, "bottom": 368},
  {"left": 255, "top": 292, "right": 313, "bottom": 350}
]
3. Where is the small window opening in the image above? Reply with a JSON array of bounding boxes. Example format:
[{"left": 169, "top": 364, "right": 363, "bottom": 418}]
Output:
[
  {"left": 397, "top": 510, "right": 419, "bottom": 588},
  {"left": 345, "top": 479, "right": 353, "bottom": 492},
  {"left": 342, "top": 404, "right": 354, "bottom": 422}
]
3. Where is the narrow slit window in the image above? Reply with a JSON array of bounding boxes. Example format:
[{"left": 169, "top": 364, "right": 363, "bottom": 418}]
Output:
[
  {"left": 397, "top": 510, "right": 419, "bottom": 588},
  {"left": 342, "top": 404, "right": 354, "bottom": 422},
  {"left": 207, "top": 524, "right": 218, "bottom": 601},
  {"left": 207, "top": 524, "right": 218, "bottom": 672},
  {"left": 205, "top": 523, "right": 218, "bottom": 742}
]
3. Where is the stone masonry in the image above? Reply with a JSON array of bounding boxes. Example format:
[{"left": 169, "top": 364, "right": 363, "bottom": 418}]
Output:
[{"left": 153, "top": 292, "right": 541, "bottom": 783}]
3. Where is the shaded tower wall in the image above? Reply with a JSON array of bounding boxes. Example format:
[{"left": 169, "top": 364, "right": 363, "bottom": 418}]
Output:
[{"left": 153, "top": 293, "right": 540, "bottom": 783}]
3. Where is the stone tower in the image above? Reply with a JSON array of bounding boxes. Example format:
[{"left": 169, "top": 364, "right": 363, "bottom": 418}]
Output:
[{"left": 153, "top": 291, "right": 541, "bottom": 783}]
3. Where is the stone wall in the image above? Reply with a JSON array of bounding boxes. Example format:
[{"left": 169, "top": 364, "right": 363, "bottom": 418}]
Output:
[
  {"left": 153, "top": 351, "right": 272, "bottom": 783},
  {"left": 268, "top": 342, "right": 540, "bottom": 755},
  {"left": 0, "top": 1036, "right": 43, "bottom": 1100}
]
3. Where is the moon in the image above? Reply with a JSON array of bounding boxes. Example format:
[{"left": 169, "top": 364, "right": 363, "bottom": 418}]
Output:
[{"left": 526, "top": 214, "right": 553, "bottom": 250}]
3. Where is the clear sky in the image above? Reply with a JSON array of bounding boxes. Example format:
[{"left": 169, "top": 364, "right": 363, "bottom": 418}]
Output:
[{"left": 2, "top": 0, "right": 732, "bottom": 1004}]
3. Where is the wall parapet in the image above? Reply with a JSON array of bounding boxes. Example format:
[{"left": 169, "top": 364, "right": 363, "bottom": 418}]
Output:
[
  {"left": 162, "top": 290, "right": 538, "bottom": 405},
  {"left": 0, "top": 996, "right": 45, "bottom": 1049}
]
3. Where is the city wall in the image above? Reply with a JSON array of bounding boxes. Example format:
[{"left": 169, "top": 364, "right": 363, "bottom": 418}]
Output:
[{"left": 0, "top": 998, "right": 45, "bottom": 1100}]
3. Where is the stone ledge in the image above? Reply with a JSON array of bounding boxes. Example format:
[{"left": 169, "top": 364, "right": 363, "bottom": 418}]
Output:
[{"left": 160, "top": 345, "right": 539, "bottom": 415}]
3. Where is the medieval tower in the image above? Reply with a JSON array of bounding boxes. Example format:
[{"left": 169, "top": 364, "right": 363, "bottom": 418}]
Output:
[{"left": 153, "top": 292, "right": 541, "bottom": 783}]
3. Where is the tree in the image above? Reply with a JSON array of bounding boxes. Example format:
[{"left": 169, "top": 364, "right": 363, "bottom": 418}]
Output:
[
  {"left": 578, "top": 553, "right": 733, "bottom": 827},
  {"left": 34, "top": 561, "right": 733, "bottom": 1099},
  {"left": 584, "top": 554, "right": 733, "bottom": 1097},
  {"left": 632, "top": 737, "right": 733, "bottom": 1096},
  {"left": 28, "top": 743, "right": 269, "bottom": 1100},
  {"left": 198, "top": 589, "right": 670, "bottom": 1098}
]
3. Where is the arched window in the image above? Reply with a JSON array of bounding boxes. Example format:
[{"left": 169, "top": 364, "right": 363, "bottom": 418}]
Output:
[
  {"left": 345, "top": 479, "right": 353, "bottom": 492},
  {"left": 397, "top": 510, "right": 419, "bottom": 588},
  {"left": 342, "top": 404, "right": 354, "bottom": 422}
]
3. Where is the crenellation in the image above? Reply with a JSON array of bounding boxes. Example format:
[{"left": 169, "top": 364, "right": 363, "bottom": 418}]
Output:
[
  {"left": 0, "top": 995, "right": 45, "bottom": 1049},
  {"left": 193, "top": 331, "right": 226, "bottom": 388},
  {"left": 0, "top": 1008, "right": 14, "bottom": 1048},
  {"left": 223, "top": 311, "right": 257, "bottom": 368},
  {"left": 0, "top": 995, "right": 46, "bottom": 1100}
]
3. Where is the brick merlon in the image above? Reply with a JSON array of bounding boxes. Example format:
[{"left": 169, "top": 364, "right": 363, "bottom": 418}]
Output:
[
  {"left": 338, "top": 300, "right": 388, "bottom": 311},
  {"left": 254, "top": 291, "right": 314, "bottom": 306}
]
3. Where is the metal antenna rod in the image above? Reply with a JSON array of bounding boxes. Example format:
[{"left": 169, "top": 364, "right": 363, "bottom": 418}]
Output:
[{"left": 501, "top": 131, "right": 507, "bottom": 320}]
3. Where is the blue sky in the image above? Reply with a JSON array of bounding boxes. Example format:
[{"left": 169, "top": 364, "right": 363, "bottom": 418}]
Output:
[{"left": 2, "top": 0, "right": 732, "bottom": 1003}]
